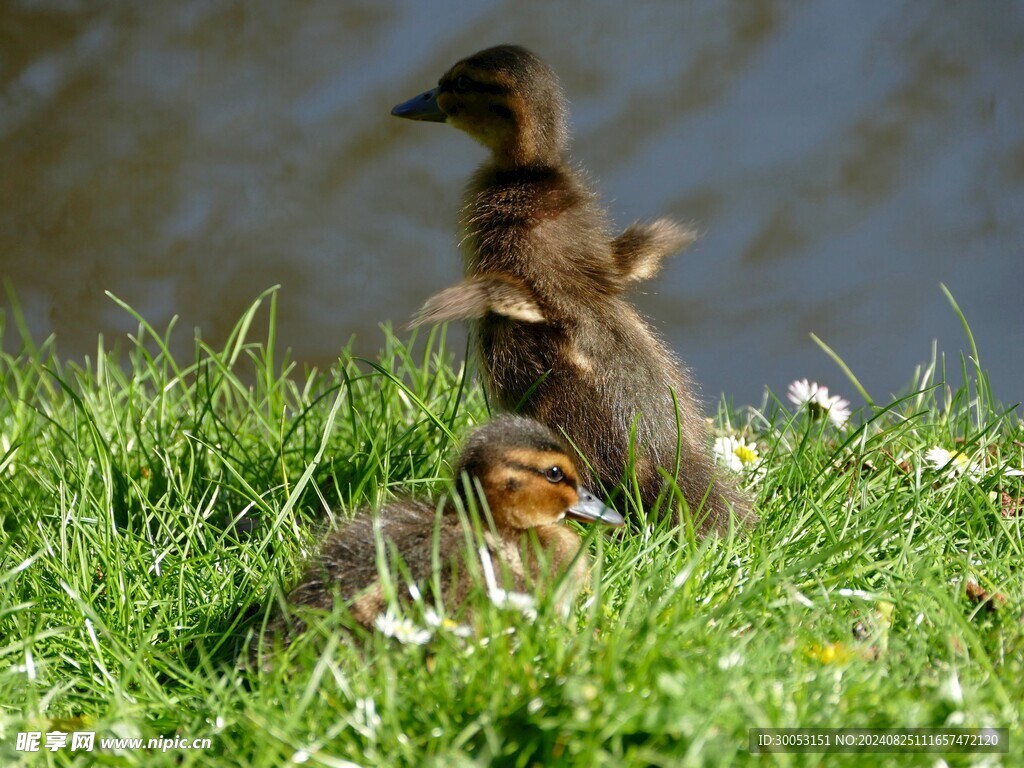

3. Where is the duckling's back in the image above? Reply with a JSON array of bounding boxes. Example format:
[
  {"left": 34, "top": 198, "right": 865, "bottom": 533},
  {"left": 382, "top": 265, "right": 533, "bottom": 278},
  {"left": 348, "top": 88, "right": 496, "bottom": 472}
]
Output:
[
  {"left": 282, "top": 495, "right": 586, "bottom": 633},
  {"left": 287, "top": 501, "right": 468, "bottom": 625}
]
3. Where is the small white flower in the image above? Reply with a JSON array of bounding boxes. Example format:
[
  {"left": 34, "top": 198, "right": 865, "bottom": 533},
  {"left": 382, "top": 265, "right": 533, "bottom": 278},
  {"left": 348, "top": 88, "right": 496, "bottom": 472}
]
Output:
[
  {"left": 423, "top": 608, "right": 473, "bottom": 638},
  {"left": 488, "top": 589, "right": 538, "bottom": 620},
  {"left": 938, "top": 669, "right": 963, "bottom": 706},
  {"left": 373, "top": 610, "right": 432, "bottom": 645},
  {"left": 787, "top": 379, "right": 851, "bottom": 429},
  {"left": 718, "top": 651, "right": 744, "bottom": 670},
  {"left": 787, "top": 378, "right": 821, "bottom": 409},
  {"left": 821, "top": 393, "right": 851, "bottom": 429},
  {"left": 925, "top": 447, "right": 982, "bottom": 479},
  {"left": 713, "top": 435, "right": 760, "bottom": 472},
  {"left": 478, "top": 545, "right": 538, "bottom": 620},
  {"left": 448, "top": 622, "right": 474, "bottom": 638},
  {"left": 352, "top": 696, "right": 382, "bottom": 739}
]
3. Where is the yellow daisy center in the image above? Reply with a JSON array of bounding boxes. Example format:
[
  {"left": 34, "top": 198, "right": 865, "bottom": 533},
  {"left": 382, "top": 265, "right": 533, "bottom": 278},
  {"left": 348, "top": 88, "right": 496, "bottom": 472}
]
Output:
[
  {"left": 951, "top": 452, "right": 972, "bottom": 471},
  {"left": 734, "top": 444, "right": 758, "bottom": 465}
]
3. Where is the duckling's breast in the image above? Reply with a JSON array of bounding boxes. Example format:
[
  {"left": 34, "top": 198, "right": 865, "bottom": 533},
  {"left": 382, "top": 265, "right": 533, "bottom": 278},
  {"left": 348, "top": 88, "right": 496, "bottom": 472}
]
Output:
[{"left": 485, "top": 524, "right": 588, "bottom": 602}]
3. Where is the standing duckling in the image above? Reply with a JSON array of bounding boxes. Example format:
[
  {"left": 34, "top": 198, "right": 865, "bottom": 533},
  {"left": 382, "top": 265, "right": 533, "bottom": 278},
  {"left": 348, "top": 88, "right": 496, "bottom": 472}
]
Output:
[
  {"left": 267, "top": 416, "right": 623, "bottom": 647},
  {"left": 392, "top": 45, "right": 754, "bottom": 533}
]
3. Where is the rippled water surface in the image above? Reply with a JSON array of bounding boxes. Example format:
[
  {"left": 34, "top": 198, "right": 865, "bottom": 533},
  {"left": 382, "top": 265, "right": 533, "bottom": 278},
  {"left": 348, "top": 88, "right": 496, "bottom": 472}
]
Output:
[{"left": 3, "top": 1, "right": 1022, "bottom": 408}]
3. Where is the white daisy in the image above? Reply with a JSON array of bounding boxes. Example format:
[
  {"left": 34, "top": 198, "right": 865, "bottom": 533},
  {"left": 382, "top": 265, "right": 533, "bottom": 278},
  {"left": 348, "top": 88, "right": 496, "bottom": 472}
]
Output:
[
  {"left": 787, "top": 378, "right": 821, "bottom": 408},
  {"left": 487, "top": 589, "right": 538, "bottom": 620},
  {"left": 713, "top": 435, "right": 760, "bottom": 473},
  {"left": 925, "top": 447, "right": 982, "bottom": 479},
  {"left": 373, "top": 609, "right": 432, "bottom": 645},
  {"left": 352, "top": 697, "right": 382, "bottom": 739},
  {"left": 717, "top": 651, "right": 744, "bottom": 670},
  {"left": 822, "top": 393, "right": 851, "bottom": 429},
  {"left": 423, "top": 608, "right": 474, "bottom": 638},
  {"left": 938, "top": 669, "right": 963, "bottom": 706},
  {"left": 478, "top": 545, "right": 538, "bottom": 620},
  {"left": 787, "top": 379, "right": 851, "bottom": 429}
]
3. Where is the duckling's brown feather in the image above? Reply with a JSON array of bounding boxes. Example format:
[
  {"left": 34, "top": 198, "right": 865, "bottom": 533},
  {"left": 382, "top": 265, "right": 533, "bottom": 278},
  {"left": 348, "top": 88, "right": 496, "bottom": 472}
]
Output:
[
  {"left": 410, "top": 274, "right": 544, "bottom": 327},
  {"left": 286, "top": 501, "right": 461, "bottom": 612},
  {"left": 612, "top": 218, "right": 697, "bottom": 285}
]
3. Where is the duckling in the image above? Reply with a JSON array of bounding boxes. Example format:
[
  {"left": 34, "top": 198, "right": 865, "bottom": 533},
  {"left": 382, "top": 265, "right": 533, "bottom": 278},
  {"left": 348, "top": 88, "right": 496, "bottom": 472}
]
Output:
[
  {"left": 266, "top": 415, "right": 623, "bottom": 648},
  {"left": 391, "top": 45, "right": 755, "bottom": 533}
]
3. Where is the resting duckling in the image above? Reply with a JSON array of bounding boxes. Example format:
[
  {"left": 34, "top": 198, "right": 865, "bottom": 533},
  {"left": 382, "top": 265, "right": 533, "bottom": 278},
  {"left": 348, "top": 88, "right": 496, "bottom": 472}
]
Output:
[
  {"left": 266, "top": 415, "right": 622, "bottom": 647},
  {"left": 392, "top": 44, "right": 755, "bottom": 533}
]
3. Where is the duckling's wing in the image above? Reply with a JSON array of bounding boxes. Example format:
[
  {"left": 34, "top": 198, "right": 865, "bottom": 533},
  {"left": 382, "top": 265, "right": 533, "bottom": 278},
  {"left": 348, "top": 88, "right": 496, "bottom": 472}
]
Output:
[
  {"left": 408, "top": 274, "right": 545, "bottom": 327},
  {"left": 611, "top": 219, "right": 696, "bottom": 286}
]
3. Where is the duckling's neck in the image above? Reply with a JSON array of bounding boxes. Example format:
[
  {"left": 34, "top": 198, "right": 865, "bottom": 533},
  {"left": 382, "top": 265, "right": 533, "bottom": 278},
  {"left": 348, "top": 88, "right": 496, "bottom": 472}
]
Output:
[
  {"left": 487, "top": 127, "right": 566, "bottom": 173},
  {"left": 468, "top": 162, "right": 581, "bottom": 219},
  {"left": 463, "top": 161, "right": 586, "bottom": 273},
  {"left": 526, "top": 524, "right": 582, "bottom": 571}
]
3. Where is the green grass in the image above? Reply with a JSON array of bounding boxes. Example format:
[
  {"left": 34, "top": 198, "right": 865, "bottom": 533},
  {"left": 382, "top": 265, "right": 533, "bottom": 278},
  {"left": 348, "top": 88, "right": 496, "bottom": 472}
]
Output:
[{"left": 1, "top": 289, "right": 1021, "bottom": 767}]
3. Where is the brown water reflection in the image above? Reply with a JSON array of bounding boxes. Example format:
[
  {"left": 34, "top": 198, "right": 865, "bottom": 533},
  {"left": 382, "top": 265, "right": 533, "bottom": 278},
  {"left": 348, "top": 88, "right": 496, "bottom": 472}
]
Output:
[{"left": 2, "top": 1, "right": 1022, "bottom": 408}]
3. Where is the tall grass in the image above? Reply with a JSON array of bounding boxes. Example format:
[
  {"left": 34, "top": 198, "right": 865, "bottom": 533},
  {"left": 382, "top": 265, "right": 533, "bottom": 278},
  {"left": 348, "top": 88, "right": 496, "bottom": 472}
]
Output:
[{"left": 0, "top": 290, "right": 1020, "bottom": 766}]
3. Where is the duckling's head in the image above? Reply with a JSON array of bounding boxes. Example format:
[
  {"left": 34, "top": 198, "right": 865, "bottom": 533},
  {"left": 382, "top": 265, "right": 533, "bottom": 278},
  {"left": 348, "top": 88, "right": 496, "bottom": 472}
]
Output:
[
  {"left": 455, "top": 415, "right": 623, "bottom": 531},
  {"left": 392, "top": 45, "right": 568, "bottom": 169}
]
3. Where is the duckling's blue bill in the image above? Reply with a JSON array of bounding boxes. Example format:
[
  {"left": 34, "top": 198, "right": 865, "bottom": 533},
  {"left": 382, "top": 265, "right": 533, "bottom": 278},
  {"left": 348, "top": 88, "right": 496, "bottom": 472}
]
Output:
[
  {"left": 391, "top": 88, "right": 447, "bottom": 122},
  {"left": 565, "top": 489, "right": 624, "bottom": 527}
]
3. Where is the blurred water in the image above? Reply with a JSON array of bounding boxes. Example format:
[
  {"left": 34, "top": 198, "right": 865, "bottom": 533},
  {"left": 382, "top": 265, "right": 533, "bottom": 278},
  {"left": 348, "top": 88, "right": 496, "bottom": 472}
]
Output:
[{"left": 2, "top": 0, "right": 1022, "bottom": 410}]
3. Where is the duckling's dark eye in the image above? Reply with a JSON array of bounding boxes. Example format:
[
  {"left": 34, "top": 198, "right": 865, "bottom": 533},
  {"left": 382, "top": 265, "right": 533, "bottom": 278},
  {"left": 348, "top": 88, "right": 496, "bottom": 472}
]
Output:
[
  {"left": 454, "top": 75, "right": 471, "bottom": 93},
  {"left": 544, "top": 466, "right": 565, "bottom": 484}
]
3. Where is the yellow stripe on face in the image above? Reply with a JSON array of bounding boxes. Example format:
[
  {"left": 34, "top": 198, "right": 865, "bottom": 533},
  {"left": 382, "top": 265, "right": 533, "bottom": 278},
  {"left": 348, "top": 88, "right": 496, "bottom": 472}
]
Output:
[
  {"left": 500, "top": 447, "right": 563, "bottom": 466},
  {"left": 499, "top": 449, "right": 577, "bottom": 483}
]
